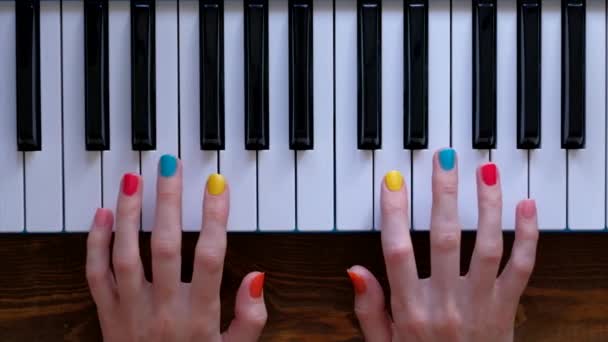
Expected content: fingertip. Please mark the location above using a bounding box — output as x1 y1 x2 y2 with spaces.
207 173 227 196
518 199 537 220
249 272 265 299
93 208 114 229
347 268 367 295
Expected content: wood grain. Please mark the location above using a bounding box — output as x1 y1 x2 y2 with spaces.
0 233 606 341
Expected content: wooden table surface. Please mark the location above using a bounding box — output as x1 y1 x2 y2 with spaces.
0 232 606 342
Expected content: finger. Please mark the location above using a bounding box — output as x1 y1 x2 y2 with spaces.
151 155 183 304
430 148 461 289
191 174 229 317
222 272 267 342
380 170 419 304
468 163 503 293
112 173 145 302
497 199 539 304
347 266 392 342
86 208 117 311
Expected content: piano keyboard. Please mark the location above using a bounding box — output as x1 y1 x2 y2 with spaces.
0 0 606 233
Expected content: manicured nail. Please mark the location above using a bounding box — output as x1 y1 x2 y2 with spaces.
384 170 404 192
93 208 111 227
438 148 456 171
207 173 226 195
481 163 497 186
249 272 265 298
521 199 537 219
347 270 366 295
159 154 178 177
122 173 139 196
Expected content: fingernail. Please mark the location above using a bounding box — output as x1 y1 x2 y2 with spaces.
122 173 139 196
159 154 178 177
438 148 456 171
249 272 265 298
207 173 226 195
521 199 537 219
347 270 366 294
384 170 404 192
93 208 110 227
481 163 497 186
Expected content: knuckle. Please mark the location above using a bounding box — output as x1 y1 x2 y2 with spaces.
438 180 458 196
476 240 503 264
238 306 268 329
480 192 502 211
204 200 228 223
394 307 427 337
195 247 225 275
435 309 463 337
511 255 535 279
517 225 539 243
86 268 106 286
113 254 140 274
151 237 181 260
117 199 140 220
152 310 177 338
431 231 460 252
157 190 181 208
381 196 407 216
384 244 414 266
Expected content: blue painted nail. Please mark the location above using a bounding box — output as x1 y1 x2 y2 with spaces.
438 148 455 171
159 154 178 177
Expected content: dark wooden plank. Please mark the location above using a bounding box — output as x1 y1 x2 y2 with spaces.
0 233 606 341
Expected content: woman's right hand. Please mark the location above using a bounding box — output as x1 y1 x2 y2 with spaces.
348 148 539 342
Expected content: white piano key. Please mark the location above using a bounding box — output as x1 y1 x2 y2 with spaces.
568 1 605 230
0 1 24 232
451 0 489 230
375 0 410 231
492 0 526 231
530 1 566 231
103 1 139 223
258 0 295 232
297 0 334 232
25 1 63 232
141 0 179 232
222 0 257 232
179 0 218 232
335 0 373 231
412 0 450 231
62 0 102 232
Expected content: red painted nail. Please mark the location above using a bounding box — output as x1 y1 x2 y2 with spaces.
521 199 537 219
481 163 497 186
347 270 366 295
122 173 139 196
249 272 265 298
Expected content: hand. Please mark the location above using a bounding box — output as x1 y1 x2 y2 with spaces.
86 155 267 342
348 148 539 342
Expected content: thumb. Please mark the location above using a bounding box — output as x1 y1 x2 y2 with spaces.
348 266 392 342
222 272 268 342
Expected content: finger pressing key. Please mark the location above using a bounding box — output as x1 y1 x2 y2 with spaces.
469 163 503 294
151 154 183 304
191 174 230 320
112 173 145 306
430 148 461 290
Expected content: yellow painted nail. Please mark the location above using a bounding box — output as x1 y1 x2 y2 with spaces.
385 170 404 191
207 173 226 195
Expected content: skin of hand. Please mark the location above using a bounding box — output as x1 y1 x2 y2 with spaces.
86 155 267 342
348 148 539 342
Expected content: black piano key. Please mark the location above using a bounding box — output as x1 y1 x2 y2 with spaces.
84 0 110 151
244 0 269 150
561 0 585 149
517 0 541 149
403 0 428 150
130 0 156 151
289 0 313 150
472 0 497 149
200 0 225 150
357 0 381 150
15 0 41 151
